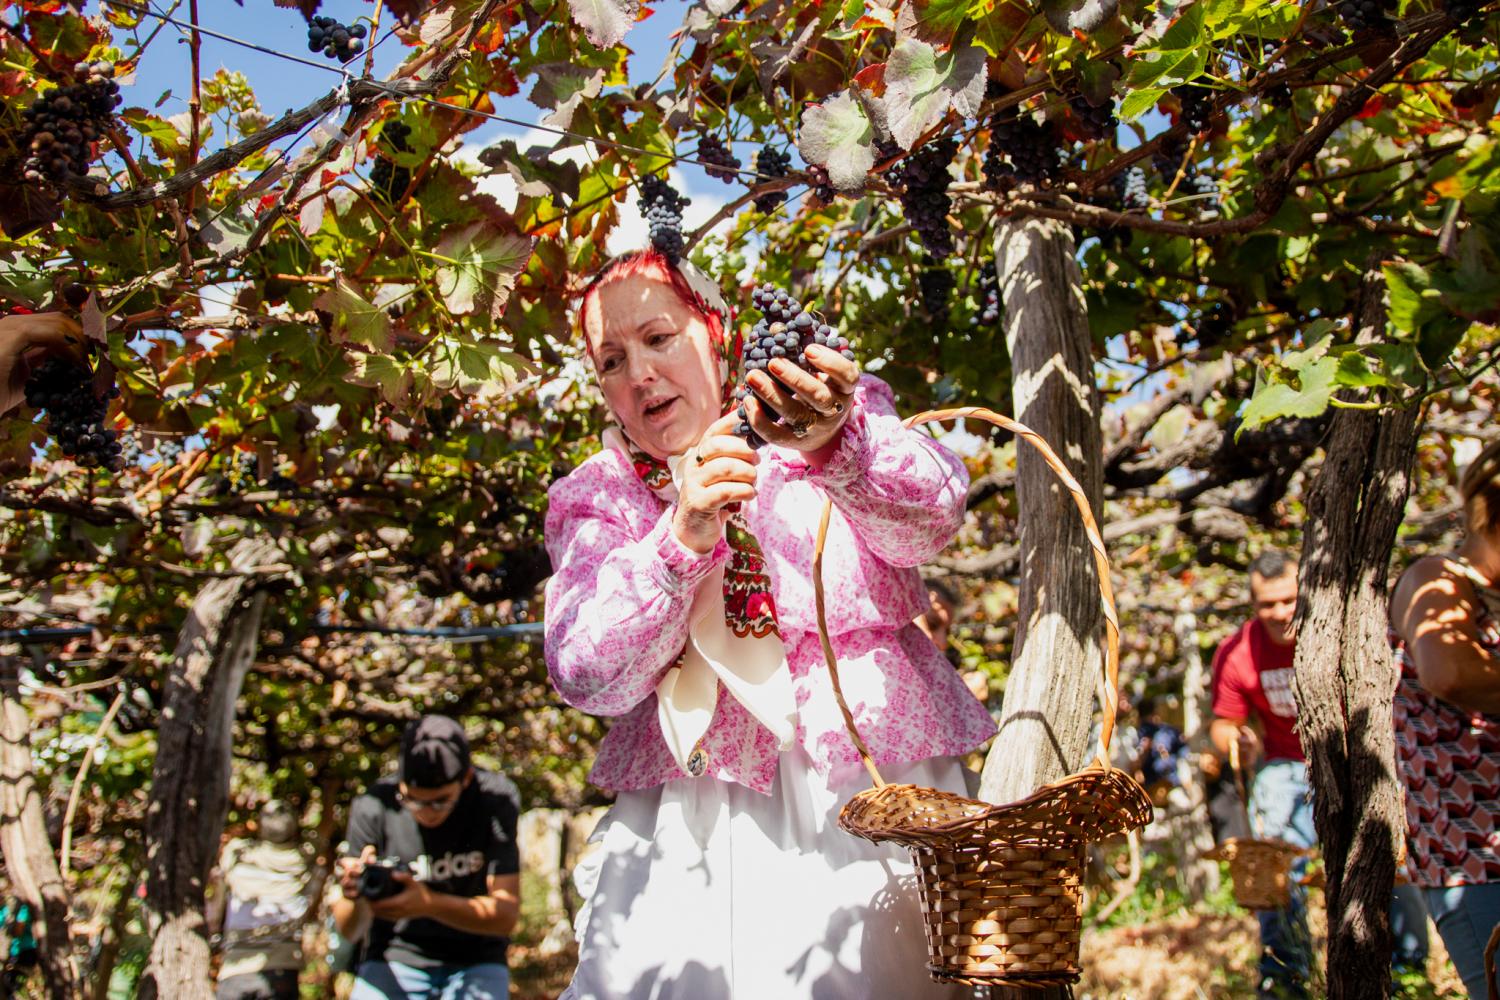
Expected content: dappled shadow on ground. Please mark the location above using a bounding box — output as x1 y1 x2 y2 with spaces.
1076 901 1465 1000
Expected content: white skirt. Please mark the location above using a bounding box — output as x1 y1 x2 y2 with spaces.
562 748 976 1000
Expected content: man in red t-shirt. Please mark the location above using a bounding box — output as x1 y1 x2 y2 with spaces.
1210 551 1311 998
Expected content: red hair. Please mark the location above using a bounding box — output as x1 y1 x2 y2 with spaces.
577 249 727 361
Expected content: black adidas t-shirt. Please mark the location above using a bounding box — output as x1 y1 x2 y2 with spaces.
345 768 521 969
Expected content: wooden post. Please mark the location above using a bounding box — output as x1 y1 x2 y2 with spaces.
978 216 1103 1000
1292 264 1421 999
0 656 83 997
1173 609 1221 901
137 536 279 999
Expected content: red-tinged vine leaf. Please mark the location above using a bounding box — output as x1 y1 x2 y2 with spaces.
271 0 320 18
1039 0 1119 35
896 0 969 48
853 62 888 97
883 35 987 149
81 293 106 345
0 180 61 239
433 223 535 323
314 280 394 352
528 64 606 132
568 0 640 50
799 90 876 193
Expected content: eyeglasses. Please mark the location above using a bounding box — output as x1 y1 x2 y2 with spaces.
395 788 461 814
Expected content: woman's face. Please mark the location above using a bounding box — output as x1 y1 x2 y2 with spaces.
584 274 723 461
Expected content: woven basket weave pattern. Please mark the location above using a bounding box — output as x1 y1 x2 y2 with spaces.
812 406 1156 988
1206 837 1305 910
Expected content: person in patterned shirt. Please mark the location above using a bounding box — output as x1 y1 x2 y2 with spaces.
545 249 994 998
1389 438 1500 999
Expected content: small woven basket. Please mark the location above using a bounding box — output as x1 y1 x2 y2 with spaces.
1204 837 1307 910
813 407 1154 989
1206 742 1314 911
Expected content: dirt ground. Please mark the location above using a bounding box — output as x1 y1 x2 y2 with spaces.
1077 903 1467 1000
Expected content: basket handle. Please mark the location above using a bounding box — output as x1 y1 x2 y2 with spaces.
811 406 1123 790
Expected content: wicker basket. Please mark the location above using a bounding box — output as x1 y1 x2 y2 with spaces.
1205 740 1316 911
812 407 1154 989
1204 837 1308 910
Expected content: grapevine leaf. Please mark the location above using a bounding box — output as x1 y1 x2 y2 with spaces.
1384 261 1447 336
883 36 987 149
528 64 605 132
433 224 535 322
896 0 970 46
429 338 532 397
350 354 413 405
1238 356 1338 434
1075 61 1122 107
0 182 61 240
314 280 394 353
567 0 640 49
972 0 1038 57
1039 0 1119 35
1118 87 1165 121
799 91 876 192
1333 350 1396 390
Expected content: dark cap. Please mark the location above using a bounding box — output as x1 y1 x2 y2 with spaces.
399 715 471 788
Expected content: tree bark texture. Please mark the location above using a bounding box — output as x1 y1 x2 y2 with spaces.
1292 266 1422 1000
0 656 83 998
1173 609 1221 902
138 536 278 1000
978 218 1103 1000
979 216 1105 805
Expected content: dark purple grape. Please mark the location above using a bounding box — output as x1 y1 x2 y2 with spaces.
888 137 957 256
639 174 690 264
737 282 855 447
23 356 122 471
697 135 741 183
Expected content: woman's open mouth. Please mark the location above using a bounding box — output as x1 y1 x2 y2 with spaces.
642 396 679 425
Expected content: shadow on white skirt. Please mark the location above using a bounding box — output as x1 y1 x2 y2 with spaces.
561 747 977 1000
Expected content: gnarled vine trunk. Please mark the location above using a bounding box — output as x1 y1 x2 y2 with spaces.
1292 265 1421 999
0 655 83 998
979 217 1103 1000
138 537 278 999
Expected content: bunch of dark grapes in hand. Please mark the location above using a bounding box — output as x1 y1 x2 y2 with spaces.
23 357 122 470
370 121 413 204
697 135 741 183
1337 0 1393 33
639 174 690 264
308 16 366 60
889 137 957 257
752 147 791 213
1114 166 1149 210
1173 82 1215 133
972 260 1001 327
734 283 853 447
917 260 955 327
1069 95 1119 140
21 62 122 186
985 109 1063 188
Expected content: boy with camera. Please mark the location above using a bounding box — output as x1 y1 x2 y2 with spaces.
333 715 522 999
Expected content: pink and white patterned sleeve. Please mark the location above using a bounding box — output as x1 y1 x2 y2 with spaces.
791 374 969 568
543 467 729 716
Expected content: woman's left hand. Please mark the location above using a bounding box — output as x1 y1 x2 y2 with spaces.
744 343 859 453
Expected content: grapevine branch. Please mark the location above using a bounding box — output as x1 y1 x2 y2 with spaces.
959 20 1451 239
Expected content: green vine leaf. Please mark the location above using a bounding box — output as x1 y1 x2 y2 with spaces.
799 90 877 193
566 0 640 50
433 224 536 323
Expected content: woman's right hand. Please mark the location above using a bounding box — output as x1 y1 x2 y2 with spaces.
673 412 759 554
0 312 84 417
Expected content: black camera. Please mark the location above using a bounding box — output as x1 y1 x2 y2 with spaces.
357 859 412 902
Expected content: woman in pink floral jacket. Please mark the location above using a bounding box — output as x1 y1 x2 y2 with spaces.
545 250 994 999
